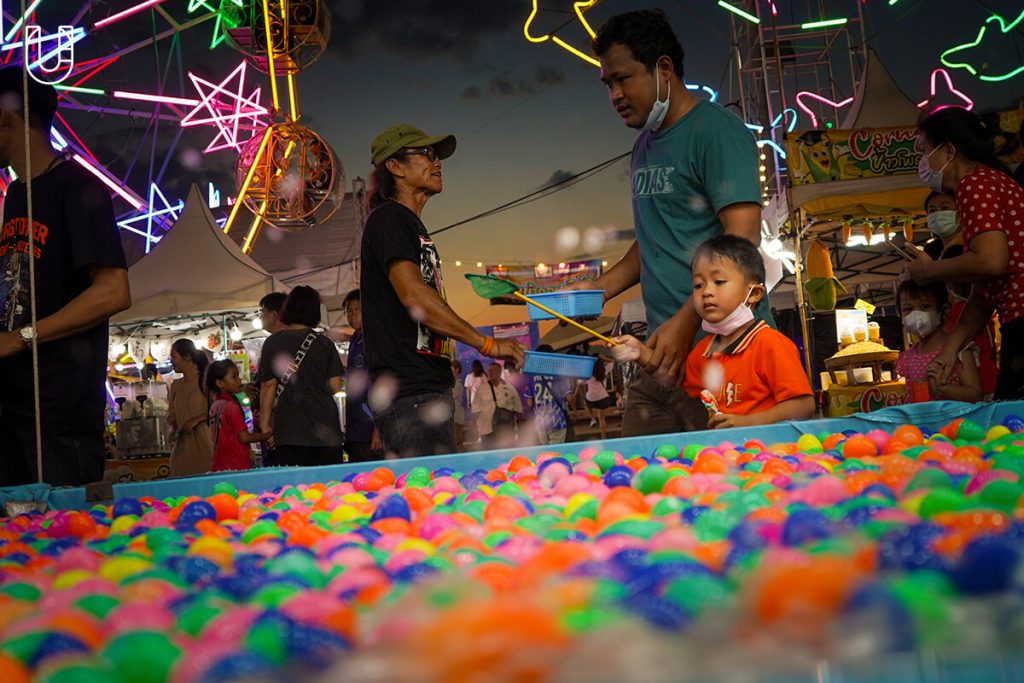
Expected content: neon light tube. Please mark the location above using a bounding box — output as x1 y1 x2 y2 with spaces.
756 139 787 159
286 73 299 121
72 154 144 209
241 202 266 253
801 18 848 30
94 0 167 29
717 1 760 25
795 91 853 128
262 0 280 110
113 90 200 107
223 126 273 234
5 0 46 42
915 68 974 112
55 85 105 95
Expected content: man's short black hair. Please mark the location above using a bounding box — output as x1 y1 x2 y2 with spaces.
692 234 765 284
342 288 360 308
0 67 58 133
280 285 321 327
924 191 953 212
259 291 287 313
592 9 685 79
897 279 949 310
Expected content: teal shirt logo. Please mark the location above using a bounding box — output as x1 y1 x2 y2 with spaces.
633 165 677 196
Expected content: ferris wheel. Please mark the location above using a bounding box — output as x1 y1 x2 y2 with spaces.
3 0 341 260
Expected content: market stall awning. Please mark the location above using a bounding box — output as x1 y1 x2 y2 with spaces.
790 175 929 221
112 184 286 325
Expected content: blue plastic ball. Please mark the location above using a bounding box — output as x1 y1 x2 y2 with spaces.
370 495 411 523
112 497 143 518
177 501 217 528
602 465 634 488
782 509 831 546
951 536 1020 595
1002 415 1024 433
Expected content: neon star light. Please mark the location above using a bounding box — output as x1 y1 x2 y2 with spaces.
941 9 1024 82
756 139 787 159
772 108 798 132
187 0 243 49
180 61 268 153
916 68 974 112
116 184 184 253
524 0 600 68
795 91 854 129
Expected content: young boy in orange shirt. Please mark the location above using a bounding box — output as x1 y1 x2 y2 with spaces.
613 234 814 429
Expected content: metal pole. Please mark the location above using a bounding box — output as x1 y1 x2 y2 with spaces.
791 205 816 389
20 0 43 481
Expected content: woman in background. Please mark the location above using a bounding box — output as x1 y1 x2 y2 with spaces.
167 339 213 476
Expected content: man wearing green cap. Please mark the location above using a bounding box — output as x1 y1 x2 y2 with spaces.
361 124 525 458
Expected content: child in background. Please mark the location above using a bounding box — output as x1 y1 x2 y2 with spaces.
613 234 814 429
895 280 982 403
206 360 272 472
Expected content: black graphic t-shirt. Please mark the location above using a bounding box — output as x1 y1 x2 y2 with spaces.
0 160 126 435
360 201 453 399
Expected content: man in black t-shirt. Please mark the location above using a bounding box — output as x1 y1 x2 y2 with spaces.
0 70 131 487
361 124 524 458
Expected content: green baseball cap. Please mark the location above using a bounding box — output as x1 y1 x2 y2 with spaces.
370 124 456 166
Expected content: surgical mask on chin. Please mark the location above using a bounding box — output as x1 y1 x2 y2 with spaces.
702 287 757 336
927 210 959 237
641 75 671 133
903 309 940 338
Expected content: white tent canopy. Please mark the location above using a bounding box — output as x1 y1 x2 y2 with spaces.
112 184 286 325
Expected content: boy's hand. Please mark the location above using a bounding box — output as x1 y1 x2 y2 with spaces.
708 412 751 430
610 335 645 363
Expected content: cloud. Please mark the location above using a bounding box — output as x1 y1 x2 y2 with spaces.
325 0 525 63
460 64 566 100
541 169 575 188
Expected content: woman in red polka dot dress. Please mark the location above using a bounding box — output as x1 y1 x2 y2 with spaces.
908 107 1024 400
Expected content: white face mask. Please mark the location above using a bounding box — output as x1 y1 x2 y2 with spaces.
642 71 671 133
702 286 757 336
918 147 952 192
927 210 959 237
903 309 941 338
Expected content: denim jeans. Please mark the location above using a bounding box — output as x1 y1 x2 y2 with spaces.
0 416 105 487
374 392 456 458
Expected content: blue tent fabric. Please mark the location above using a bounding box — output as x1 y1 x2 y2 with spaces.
35 400 1022 510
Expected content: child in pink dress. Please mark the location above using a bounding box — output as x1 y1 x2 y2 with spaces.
894 280 982 404
206 360 272 472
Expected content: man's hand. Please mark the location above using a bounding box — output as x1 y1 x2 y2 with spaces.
486 338 526 366
708 411 751 430
643 312 695 384
907 247 935 283
0 331 26 358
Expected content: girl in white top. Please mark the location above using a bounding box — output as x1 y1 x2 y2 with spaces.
581 360 614 439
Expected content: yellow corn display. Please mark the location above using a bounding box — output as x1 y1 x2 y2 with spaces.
804 239 846 311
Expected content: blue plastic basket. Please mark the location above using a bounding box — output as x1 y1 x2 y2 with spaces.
525 290 604 321
521 350 597 379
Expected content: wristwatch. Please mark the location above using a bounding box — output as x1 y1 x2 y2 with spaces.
18 326 35 348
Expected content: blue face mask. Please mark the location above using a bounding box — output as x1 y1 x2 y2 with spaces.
642 73 671 133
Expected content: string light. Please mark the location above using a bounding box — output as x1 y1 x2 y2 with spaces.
455 260 462 266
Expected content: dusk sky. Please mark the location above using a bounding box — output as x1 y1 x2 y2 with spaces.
30 0 1024 324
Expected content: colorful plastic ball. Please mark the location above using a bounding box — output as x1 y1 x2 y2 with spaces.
177 501 217 529
112 498 143 518
602 466 634 488
951 537 1020 595
370 495 411 523
781 509 831 546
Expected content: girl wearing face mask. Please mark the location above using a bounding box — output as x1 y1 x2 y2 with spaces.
908 107 1024 399
894 280 982 404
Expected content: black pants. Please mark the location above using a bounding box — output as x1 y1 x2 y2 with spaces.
374 392 456 458
996 316 1024 400
0 416 104 487
265 444 342 468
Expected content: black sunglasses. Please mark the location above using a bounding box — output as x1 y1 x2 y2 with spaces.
399 146 438 162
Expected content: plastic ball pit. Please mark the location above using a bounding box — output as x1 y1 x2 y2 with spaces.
1 401 1023 683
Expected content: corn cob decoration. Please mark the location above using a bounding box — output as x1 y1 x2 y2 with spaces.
804 238 846 311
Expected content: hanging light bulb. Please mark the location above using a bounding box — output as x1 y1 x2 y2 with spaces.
252 316 263 330
230 325 242 341
455 260 462 267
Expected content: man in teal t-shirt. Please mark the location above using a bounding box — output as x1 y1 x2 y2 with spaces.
583 9 768 435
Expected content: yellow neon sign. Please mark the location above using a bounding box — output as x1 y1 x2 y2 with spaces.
523 0 600 68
